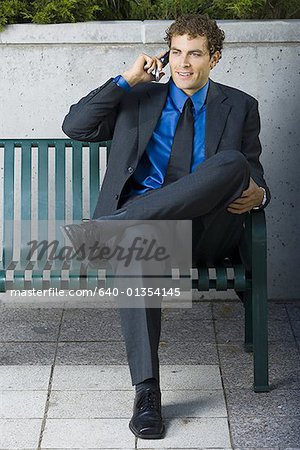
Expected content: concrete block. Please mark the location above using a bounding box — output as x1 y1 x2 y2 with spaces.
51 365 132 390
41 418 135 448
160 365 222 390
0 22 143 44
136 417 231 448
0 365 51 390
1 390 47 418
0 418 42 448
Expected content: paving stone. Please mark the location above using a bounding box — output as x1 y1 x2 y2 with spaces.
218 341 300 367
221 362 300 391
162 390 227 418
0 306 62 341
268 341 300 366
48 390 226 425
0 365 51 390
59 308 123 341
1 301 297 450
218 342 253 366
267 364 300 391
215 320 294 343
234 447 280 450
225 388 300 417
161 318 215 342
55 341 128 364
47 390 133 418
47 389 227 419
229 415 300 448
51 365 132 390
213 301 245 320
0 418 42 448
41 418 135 447
1 390 47 418
162 301 213 320
0 342 56 364
160 365 222 390
291 321 300 338
266 303 290 321
51 364 223 391
220 362 253 390
159 340 219 364
136 418 231 448
213 302 289 321
0 291 68 309
286 304 300 321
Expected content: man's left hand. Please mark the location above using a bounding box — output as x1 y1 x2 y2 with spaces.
227 177 264 214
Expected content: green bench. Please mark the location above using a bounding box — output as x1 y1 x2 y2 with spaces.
0 139 269 392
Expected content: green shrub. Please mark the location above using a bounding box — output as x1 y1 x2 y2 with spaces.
0 0 299 31
128 0 210 20
0 0 30 30
31 0 101 24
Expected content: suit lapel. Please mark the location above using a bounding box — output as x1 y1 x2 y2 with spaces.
137 82 169 160
137 78 231 161
205 79 231 158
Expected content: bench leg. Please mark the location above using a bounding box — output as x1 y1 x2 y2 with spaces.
244 289 253 352
246 210 270 393
252 274 269 392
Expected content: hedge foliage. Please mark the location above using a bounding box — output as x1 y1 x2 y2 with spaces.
0 0 299 31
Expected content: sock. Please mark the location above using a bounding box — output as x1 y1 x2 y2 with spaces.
135 377 159 394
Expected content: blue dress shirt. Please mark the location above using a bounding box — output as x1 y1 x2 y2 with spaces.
113 75 209 199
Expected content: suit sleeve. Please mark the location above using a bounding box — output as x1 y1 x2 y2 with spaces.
62 78 127 142
241 99 271 208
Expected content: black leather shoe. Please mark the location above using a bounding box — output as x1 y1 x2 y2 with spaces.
129 388 165 439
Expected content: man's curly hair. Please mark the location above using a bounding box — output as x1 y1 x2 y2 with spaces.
164 14 225 60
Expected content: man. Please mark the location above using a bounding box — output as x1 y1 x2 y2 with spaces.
62 14 270 439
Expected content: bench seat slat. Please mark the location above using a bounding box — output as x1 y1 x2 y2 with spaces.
215 264 228 291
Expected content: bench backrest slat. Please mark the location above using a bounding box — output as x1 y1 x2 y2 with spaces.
3 142 15 265
0 139 109 266
55 142 66 221
20 142 32 263
72 142 83 221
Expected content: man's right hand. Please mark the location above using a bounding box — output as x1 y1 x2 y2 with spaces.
121 52 166 87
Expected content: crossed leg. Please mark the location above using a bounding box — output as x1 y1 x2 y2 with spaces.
92 150 251 386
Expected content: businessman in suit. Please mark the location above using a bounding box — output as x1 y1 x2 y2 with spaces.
62 14 270 439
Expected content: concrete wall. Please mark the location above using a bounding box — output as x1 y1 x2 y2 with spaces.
0 20 299 300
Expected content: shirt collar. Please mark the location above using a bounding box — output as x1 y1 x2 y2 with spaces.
169 77 210 113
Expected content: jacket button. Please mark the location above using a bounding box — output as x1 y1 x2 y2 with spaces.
115 194 119 200
127 166 134 173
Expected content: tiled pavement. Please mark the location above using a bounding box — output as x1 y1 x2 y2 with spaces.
0 296 299 449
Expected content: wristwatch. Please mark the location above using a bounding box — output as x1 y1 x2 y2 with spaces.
253 187 267 210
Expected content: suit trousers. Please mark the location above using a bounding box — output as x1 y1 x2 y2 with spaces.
97 150 250 386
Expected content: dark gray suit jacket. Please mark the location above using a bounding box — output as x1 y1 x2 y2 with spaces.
62 77 271 218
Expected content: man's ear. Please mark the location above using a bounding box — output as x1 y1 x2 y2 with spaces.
210 51 221 69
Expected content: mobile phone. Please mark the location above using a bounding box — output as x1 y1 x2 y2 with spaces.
153 51 169 82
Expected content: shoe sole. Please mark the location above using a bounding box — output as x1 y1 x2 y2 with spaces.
129 420 165 439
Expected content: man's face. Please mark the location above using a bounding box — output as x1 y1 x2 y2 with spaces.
169 34 220 96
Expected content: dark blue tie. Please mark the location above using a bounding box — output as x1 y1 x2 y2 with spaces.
163 97 194 186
